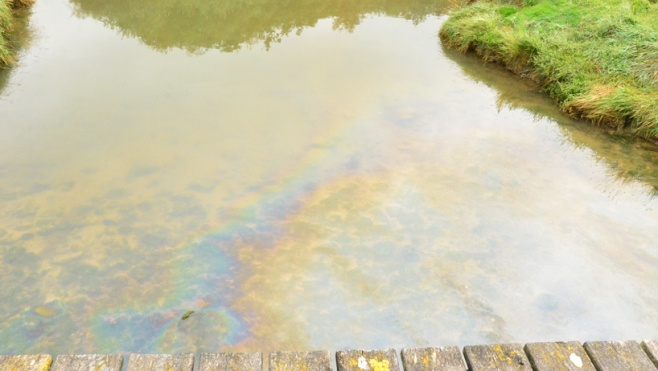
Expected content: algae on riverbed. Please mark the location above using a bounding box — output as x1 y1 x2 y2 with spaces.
440 0 658 140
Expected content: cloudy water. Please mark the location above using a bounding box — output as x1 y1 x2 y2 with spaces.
1 0 658 356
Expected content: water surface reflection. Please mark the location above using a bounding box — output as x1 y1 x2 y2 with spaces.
444 47 658 195
71 0 451 52
0 0 657 357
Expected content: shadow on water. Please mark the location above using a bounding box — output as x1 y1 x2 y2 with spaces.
69 0 455 52
442 46 658 198
0 68 10 98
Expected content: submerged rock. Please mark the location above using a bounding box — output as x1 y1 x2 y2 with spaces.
33 301 62 318
181 310 194 320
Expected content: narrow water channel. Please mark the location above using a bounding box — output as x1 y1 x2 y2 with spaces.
1 0 658 356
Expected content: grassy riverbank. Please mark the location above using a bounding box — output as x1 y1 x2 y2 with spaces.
440 0 658 140
0 0 31 67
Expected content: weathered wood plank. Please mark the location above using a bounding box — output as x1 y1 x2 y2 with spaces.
525 342 596 371
400 347 465 371
463 344 531 371
583 341 657 371
199 353 262 371
641 341 658 369
269 351 331 371
0 355 52 371
336 349 400 371
126 354 194 371
52 355 123 371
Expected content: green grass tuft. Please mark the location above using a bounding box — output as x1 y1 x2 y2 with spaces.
440 0 658 140
0 0 33 68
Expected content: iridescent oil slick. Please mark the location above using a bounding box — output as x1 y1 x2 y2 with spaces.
0 0 657 356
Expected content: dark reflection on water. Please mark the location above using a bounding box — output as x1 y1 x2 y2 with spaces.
70 0 452 52
443 47 658 196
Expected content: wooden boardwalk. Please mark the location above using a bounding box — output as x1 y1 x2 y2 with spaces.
3 341 658 371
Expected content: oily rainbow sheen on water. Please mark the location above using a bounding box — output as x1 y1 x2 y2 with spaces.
88 136 372 353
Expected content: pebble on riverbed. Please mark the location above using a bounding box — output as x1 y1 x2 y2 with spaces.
181 310 194 320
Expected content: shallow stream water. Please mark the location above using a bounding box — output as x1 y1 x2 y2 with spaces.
1 0 658 356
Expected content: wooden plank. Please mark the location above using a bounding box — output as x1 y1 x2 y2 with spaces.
199 353 262 371
400 347 465 371
52 355 123 371
0 355 52 371
524 342 596 371
583 341 657 371
269 351 331 371
126 354 194 371
641 341 658 369
463 344 531 371
336 349 400 371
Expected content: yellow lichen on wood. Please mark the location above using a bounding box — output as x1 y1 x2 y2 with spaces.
525 342 596 371
38 359 52 371
337 350 399 371
492 344 522 366
0 355 53 371
422 355 430 371
367 358 390 371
